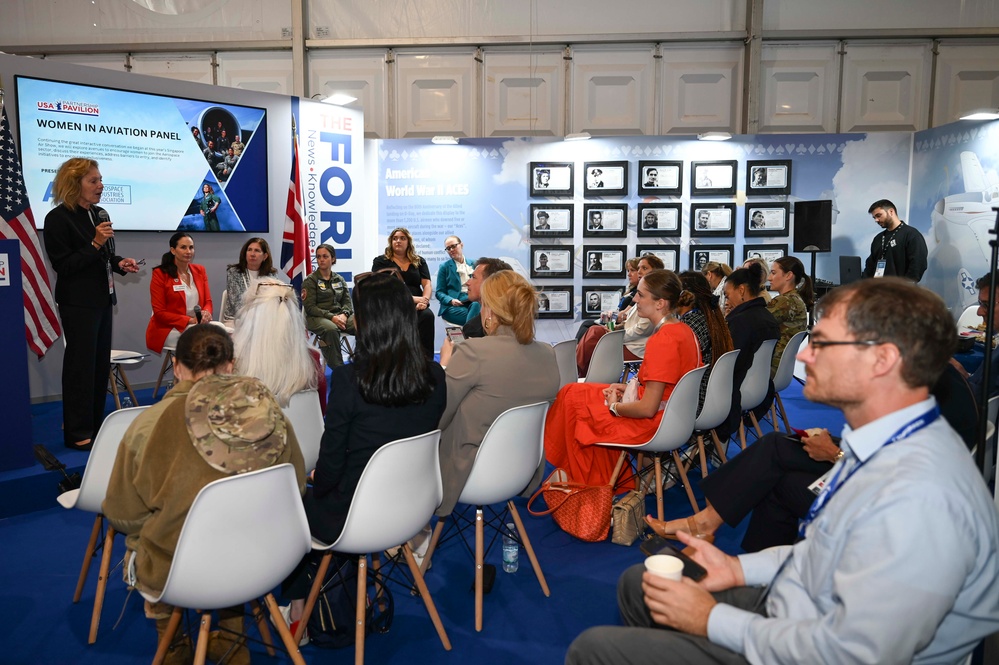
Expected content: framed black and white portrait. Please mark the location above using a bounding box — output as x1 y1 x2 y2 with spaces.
530 245 573 279
744 202 790 238
636 244 679 272
582 286 625 320
530 161 574 197
583 161 628 198
529 204 574 238
582 245 626 279
582 204 628 238
691 160 737 197
690 245 735 272
746 160 792 196
637 203 681 238
637 160 682 197
690 203 736 237
535 285 573 319
743 244 788 266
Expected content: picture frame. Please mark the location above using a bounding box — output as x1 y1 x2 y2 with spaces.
690 244 735 272
535 284 574 319
636 203 682 238
690 160 737 196
582 245 627 279
637 160 683 197
530 245 574 279
743 244 789 265
744 202 791 238
529 203 574 238
582 203 628 238
583 161 629 198
746 160 792 196
582 286 625 320
690 203 736 237
636 244 679 272
530 161 574 197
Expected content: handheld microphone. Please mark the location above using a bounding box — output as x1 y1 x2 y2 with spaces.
97 209 115 255
194 305 203 324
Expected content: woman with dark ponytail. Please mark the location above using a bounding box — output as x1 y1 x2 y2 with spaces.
767 256 812 376
677 271 734 411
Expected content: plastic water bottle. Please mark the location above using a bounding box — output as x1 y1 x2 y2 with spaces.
502 523 519 573
121 395 133 408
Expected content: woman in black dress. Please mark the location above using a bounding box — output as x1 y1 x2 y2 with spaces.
371 227 435 355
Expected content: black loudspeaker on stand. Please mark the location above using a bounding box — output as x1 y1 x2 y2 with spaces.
793 200 833 322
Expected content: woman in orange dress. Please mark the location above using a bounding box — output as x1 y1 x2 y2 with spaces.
545 269 703 488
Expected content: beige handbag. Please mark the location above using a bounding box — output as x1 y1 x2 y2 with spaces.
610 490 646 546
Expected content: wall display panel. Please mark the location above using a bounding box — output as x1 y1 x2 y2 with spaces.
531 245 574 279
570 47 655 135
583 245 626 278
659 45 743 135
128 54 214 85
746 160 791 196
530 161 574 197
691 160 737 196
744 244 789 265
637 160 682 197
690 203 736 237
530 204 574 238
690 244 734 272
637 203 681 238
758 43 840 134
582 286 625 320
310 51 388 139
217 51 294 96
583 204 628 238
395 51 474 138
41 54 128 72
932 44 999 126
16 75 269 233
536 285 574 319
583 161 628 197
745 202 791 238
840 43 932 132
483 50 564 137
636 244 679 272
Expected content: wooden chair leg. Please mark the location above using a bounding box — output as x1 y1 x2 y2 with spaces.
422 519 446 574
749 411 763 438
776 393 791 432
153 352 172 400
295 551 332 645
711 430 728 464
696 434 709 479
402 544 452 650
264 594 306 665
738 420 747 451
119 365 139 406
653 456 664 522
88 526 115 644
249 599 276 657
108 368 122 410
508 502 550 596
355 555 368 665
672 450 700 514
193 612 212 665
608 451 628 490
74 515 102 603
770 402 779 432
152 607 183 665
474 508 484 632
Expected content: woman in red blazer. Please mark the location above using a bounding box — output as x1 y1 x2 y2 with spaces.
146 232 213 353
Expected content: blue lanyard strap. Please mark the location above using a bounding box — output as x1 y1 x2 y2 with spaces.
799 405 940 537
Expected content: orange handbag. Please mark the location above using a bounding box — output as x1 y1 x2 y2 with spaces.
528 468 613 542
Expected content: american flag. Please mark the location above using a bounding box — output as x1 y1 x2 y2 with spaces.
280 118 311 293
0 105 61 357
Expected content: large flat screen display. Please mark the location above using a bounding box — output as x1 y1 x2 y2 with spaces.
15 75 268 232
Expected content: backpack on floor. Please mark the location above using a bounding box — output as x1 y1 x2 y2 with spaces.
306 553 394 649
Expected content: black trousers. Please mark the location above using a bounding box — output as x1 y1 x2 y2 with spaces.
416 307 435 358
59 303 113 445
700 432 831 552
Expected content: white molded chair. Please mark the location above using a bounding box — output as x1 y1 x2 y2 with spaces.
423 401 552 632
584 329 625 384
595 365 708 519
552 339 578 387
108 350 146 409
958 304 983 330
59 405 149 644
770 330 810 433
736 338 779 450
144 464 310 665
691 349 740 473
298 431 451 664
283 390 324 472
219 289 229 322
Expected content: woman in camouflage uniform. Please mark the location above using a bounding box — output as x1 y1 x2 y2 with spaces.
766 256 813 376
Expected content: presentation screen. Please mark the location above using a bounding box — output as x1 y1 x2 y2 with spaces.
15 75 268 233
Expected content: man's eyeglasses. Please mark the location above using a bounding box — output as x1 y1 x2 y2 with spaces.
978 300 990 309
809 339 882 351
444 243 460 251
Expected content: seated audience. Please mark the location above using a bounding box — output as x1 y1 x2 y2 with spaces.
146 232 213 354
222 237 279 323
566 278 999 665
461 257 512 338
303 244 356 367
701 261 732 312
742 256 773 304
574 258 641 344
545 270 702 488
766 256 812 376
371 227 435 356
676 271 734 411
957 272 999 398
103 325 306 664
435 235 475 325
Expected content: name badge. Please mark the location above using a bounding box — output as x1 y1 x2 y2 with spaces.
173 284 185 292
808 467 835 496
106 262 114 295
874 260 886 278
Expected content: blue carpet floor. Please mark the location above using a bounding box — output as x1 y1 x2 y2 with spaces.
0 379 844 664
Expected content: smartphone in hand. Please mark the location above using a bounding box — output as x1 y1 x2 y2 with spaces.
639 535 708 581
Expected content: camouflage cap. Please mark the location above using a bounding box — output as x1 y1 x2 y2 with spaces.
185 374 287 474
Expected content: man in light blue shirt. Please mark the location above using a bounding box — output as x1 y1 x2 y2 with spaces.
567 277 999 665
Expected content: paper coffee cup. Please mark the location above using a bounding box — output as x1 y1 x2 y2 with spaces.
645 554 684 581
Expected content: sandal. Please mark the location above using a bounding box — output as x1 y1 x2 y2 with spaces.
648 515 715 545
64 439 93 452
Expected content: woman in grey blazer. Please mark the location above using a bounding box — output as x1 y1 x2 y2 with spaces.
435 270 560 516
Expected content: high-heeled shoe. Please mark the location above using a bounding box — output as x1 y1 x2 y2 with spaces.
649 516 715 545
64 439 93 452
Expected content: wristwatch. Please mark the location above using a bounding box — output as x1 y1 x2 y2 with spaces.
834 450 845 462
609 402 620 417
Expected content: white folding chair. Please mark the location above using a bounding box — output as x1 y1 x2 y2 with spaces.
58 406 149 644
594 365 708 519
584 329 625 384
283 390 324 472
298 431 451 664
145 464 310 665
958 304 983 330
552 339 578 386
770 330 810 433
108 350 146 409
423 402 552 632
736 338 779 451
691 349 740 473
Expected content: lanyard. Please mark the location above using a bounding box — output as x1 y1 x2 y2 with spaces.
879 223 902 260
798 405 939 538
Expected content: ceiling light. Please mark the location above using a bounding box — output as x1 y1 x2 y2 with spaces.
322 93 357 106
432 135 459 145
697 132 732 141
960 108 999 120
564 132 592 141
